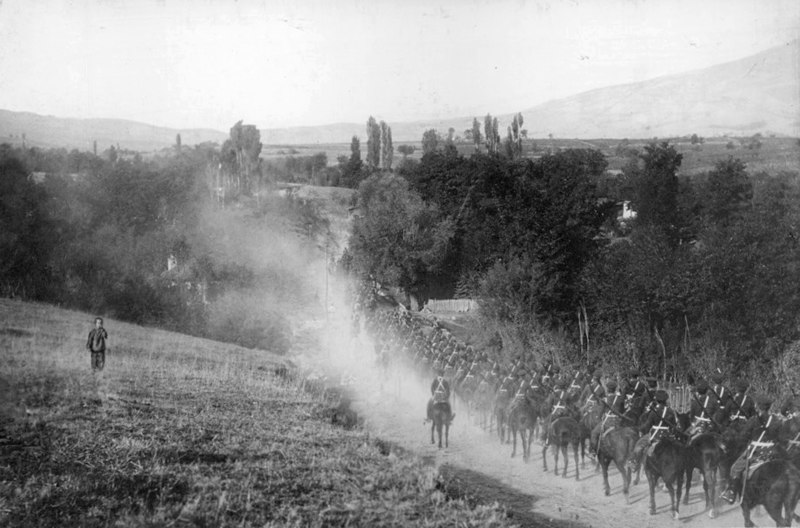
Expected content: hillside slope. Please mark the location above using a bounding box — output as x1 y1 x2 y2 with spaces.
0 298 511 527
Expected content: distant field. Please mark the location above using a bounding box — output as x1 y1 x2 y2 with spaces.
263 136 799 177
0 299 510 527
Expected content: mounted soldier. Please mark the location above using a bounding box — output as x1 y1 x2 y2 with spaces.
709 371 731 410
720 394 785 504
589 380 625 456
579 369 605 412
723 378 755 427
628 389 683 472
622 369 645 414
640 376 658 413
687 379 720 437
427 367 455 425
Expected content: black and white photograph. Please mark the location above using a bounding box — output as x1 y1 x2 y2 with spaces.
1 0 799 526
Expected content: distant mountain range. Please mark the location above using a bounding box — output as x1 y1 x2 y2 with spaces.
1 40 797 151
0 110 228 151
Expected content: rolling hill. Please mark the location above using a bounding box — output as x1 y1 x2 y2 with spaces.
1 40 797 150
0 109 227 151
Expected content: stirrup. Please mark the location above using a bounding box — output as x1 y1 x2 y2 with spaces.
720 488 736 505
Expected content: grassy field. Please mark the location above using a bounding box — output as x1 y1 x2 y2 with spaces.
262 136 799 180
0 298 512 527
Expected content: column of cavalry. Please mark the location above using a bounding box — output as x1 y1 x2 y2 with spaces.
352 297 800 527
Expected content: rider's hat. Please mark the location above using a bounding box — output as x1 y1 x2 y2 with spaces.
695 379 709 393
654 390 668 403
606 380 618 392
555 378 567 389
627 369 640 378
755 394 773 410
592 369 603 380
734 378 749 392
710 372 724 384
645 376 657 388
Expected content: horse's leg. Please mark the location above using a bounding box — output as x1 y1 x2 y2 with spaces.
764 496 784 528
511 421 518 458
615 456 631 501
573 439 580 481
741 502 755 528
601 454 612 496
684 465 693 505
665 480 678 520
437 420 443 449
445 422 449 448
647 471 657 515
521 426 529 462
706 457 718 519
675 470 684 519
542 443 549 472
431 419 435 445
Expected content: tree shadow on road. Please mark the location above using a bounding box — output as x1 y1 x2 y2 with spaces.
439 463 589 528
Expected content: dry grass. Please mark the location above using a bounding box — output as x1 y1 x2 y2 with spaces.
0 298 512 527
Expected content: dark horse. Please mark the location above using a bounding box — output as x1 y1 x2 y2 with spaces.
740 459 800 527
494 378 514 443
542 416 583 480
598 426 638 500
683 432 724 518
509 395 539 461
644 435 685 519
677 412 724 519
430 401 450 449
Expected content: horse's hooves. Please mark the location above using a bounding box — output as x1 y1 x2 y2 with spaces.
708 510 716 519
604 489 610 496
672 511 679 521
649 509 656 516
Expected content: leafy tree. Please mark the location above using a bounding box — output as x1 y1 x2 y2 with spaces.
0 146 53 298
471 118 482 151
380 121 393 170
366 116 381 170
227 121 262 195
340 136 364 188
397 144 415 158
421 129 440 155
348 173 454 306
702 157 752 227
630 141 684 246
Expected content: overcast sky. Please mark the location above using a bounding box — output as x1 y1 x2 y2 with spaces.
0 0 797 131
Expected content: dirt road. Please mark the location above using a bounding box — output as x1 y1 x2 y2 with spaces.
302 311 764 528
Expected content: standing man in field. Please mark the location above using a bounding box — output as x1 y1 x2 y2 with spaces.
86 317 108 372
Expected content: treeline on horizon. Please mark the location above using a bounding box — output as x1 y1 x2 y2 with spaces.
341 119 800 395
0 125 331 354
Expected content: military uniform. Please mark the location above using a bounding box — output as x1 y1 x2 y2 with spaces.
589 380 625 455
628 390 682 471
723 379 756 425
427 373 455 424
688 379 720 436
721 395 784 504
